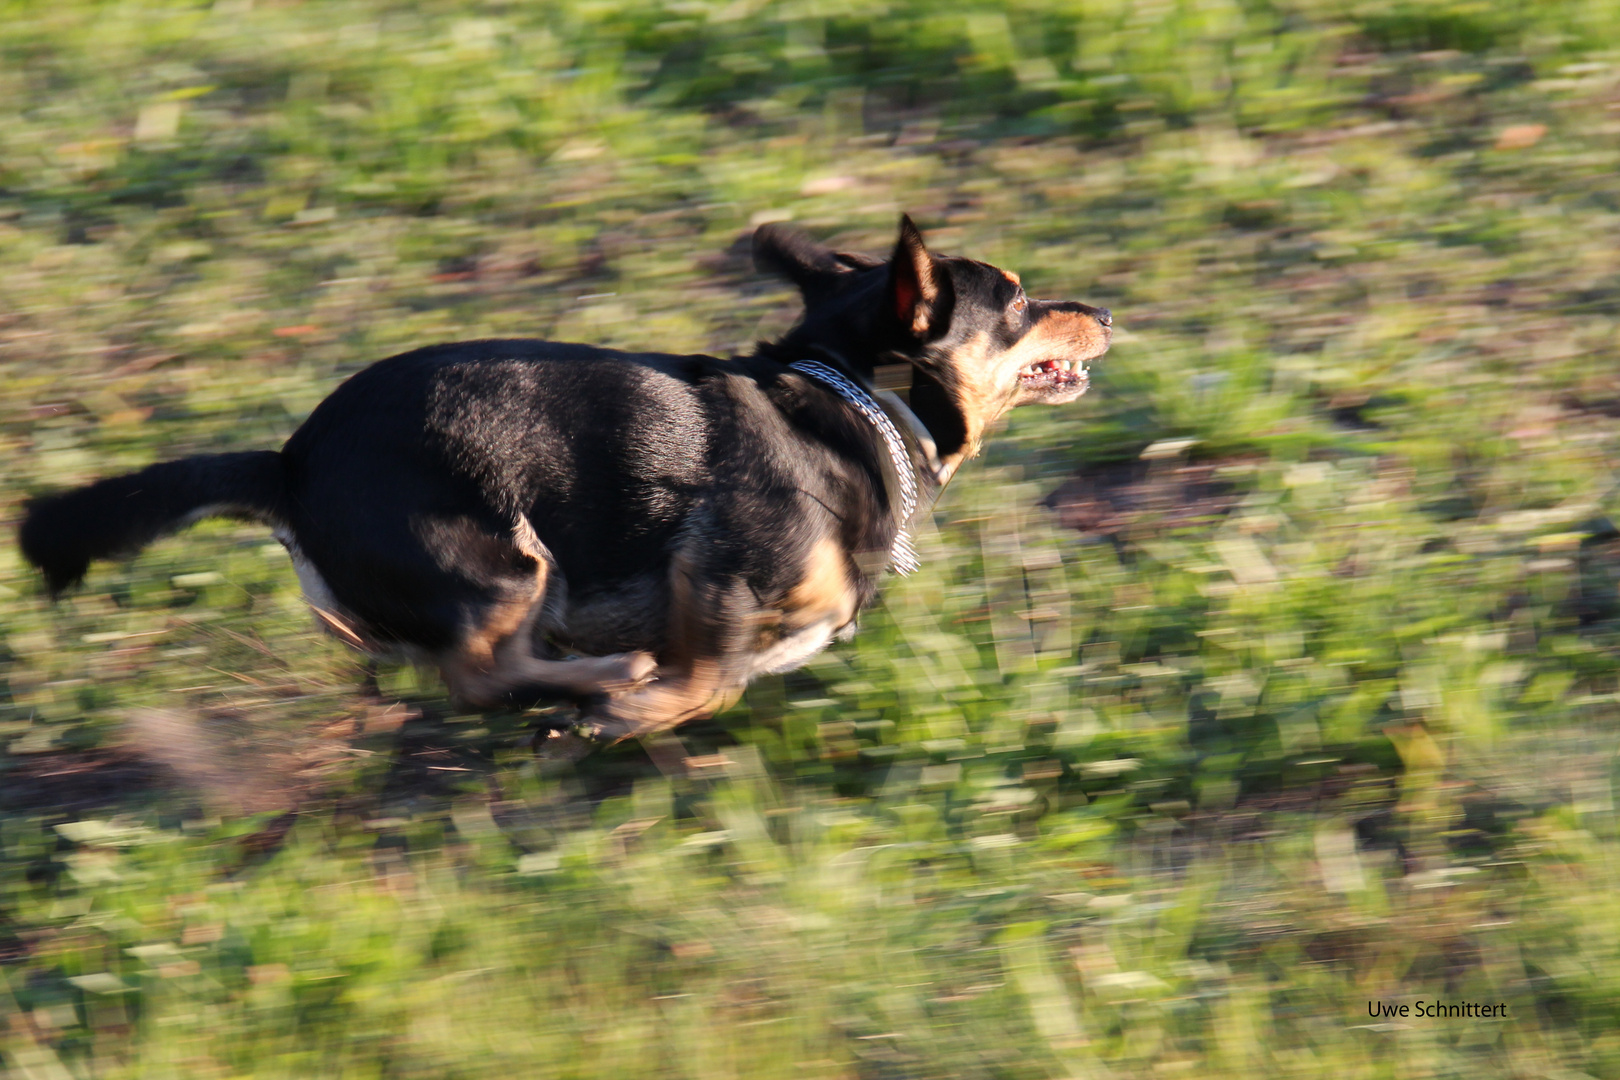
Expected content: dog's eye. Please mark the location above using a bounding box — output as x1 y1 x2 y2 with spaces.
1011 295 1027 314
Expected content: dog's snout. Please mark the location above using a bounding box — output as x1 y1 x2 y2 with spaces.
1094 308 1112 328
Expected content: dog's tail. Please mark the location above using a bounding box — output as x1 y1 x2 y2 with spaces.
19 451 287 596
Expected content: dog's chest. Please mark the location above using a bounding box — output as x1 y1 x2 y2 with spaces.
752 536 862 676
746 612 855 677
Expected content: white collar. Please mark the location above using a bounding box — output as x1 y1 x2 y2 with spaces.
789 357 923 575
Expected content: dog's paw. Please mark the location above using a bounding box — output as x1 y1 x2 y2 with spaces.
593 650 657 694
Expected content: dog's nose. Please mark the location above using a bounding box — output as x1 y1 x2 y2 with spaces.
1095 308 1112 327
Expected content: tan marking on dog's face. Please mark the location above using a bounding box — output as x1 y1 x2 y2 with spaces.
928 305 1110 471
783 536 856 631
931 330 1006 469
1001 269 1021 286
1003 308 1109 407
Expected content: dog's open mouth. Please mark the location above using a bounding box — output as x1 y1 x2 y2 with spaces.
1018 358 1089 391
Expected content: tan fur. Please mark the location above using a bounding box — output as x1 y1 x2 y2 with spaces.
1002 311 1110 406
569 539 850 746
587 659 744 744
932 309 1111 473
461 561 545 672
442 640 655 708
438 522 656 706
310 605 382 652
573 548 751 744
897 226 941 336
784 536 856 631
932 330 1011 473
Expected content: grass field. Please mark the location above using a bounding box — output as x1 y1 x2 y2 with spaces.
4 1 1620 1076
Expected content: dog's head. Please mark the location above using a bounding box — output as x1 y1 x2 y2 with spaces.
755 216 1112 465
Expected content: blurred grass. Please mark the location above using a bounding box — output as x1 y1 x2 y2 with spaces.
5 0 1620 1076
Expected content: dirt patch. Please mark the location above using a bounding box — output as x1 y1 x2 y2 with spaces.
1044 458 1246 540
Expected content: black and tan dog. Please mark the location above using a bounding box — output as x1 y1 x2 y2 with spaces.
19 217 1110 758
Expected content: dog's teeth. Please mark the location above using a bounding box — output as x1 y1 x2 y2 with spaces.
1020 358 1090 380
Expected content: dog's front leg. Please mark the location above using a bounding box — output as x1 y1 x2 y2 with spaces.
535 658 744 767
531 663 743 775
443 642 658 708
586 658 744 742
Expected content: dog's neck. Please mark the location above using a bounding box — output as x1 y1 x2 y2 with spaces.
776 341 972 481
795 346 960 489
894 367 971 476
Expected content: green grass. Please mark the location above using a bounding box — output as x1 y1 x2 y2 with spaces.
5 0 1620 1076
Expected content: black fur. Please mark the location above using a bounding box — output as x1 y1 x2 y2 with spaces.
19 217 1112 743
274 341 901 656
20 452 285 596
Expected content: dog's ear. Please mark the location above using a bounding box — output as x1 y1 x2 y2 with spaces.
888 215 941 338
753 223 852 301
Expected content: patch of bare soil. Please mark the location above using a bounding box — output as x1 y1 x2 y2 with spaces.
1043 457 1245 541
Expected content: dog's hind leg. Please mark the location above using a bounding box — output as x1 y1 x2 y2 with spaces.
538 532 861 765
437 517 656 707
539 546 749 764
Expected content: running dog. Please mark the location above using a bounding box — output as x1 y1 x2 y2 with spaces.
20 217 1111 757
